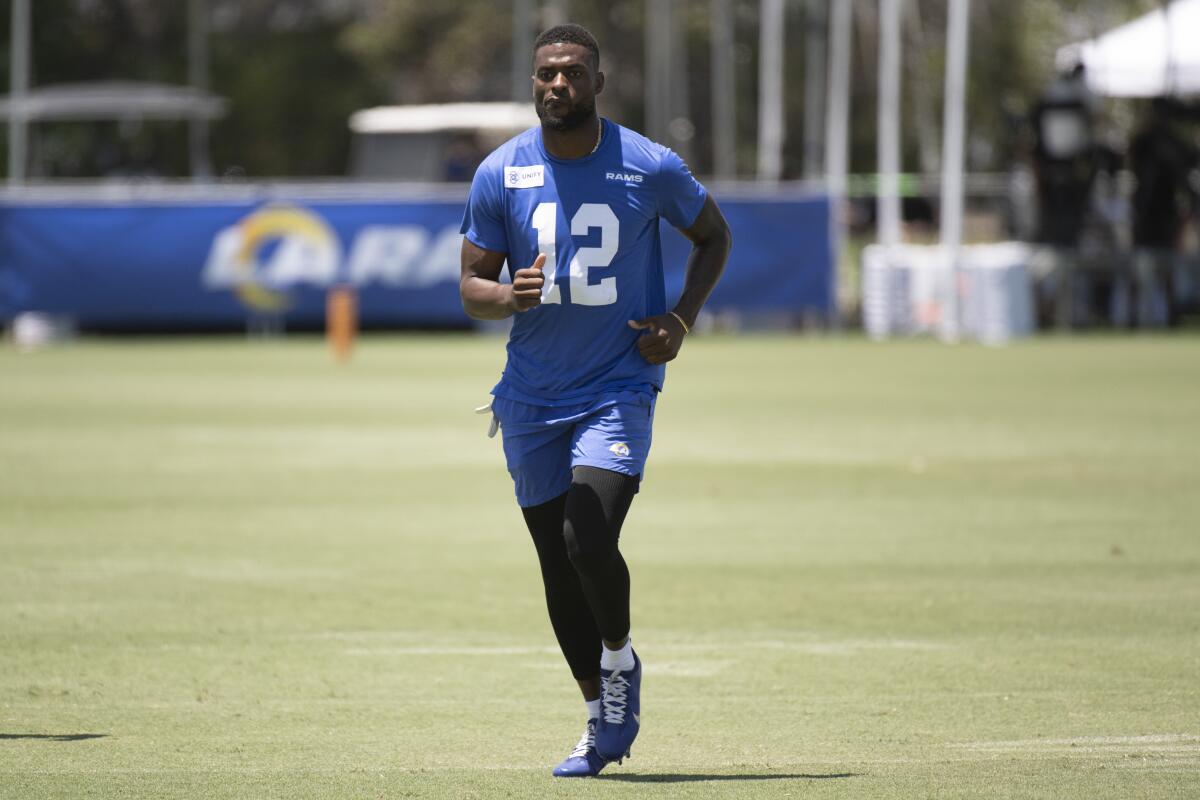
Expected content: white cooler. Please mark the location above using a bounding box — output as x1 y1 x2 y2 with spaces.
862 242 1034 344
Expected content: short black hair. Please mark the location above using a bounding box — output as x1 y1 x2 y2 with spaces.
533 23 600 70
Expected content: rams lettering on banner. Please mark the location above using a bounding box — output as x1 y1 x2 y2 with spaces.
0 196 477 327
0 192 832 328
203 204 463 311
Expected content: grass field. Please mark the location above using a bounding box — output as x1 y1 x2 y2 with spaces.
1 333 1198 799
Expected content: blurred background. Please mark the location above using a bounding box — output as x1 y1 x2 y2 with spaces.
1 0 1198 342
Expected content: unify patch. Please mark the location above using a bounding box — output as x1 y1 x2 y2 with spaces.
505 165 545 188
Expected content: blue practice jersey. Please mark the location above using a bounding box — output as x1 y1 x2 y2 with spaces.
461 118 707 406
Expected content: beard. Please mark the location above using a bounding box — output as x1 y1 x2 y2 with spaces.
536 96 596 132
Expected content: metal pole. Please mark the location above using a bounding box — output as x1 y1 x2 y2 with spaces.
667 0 693 163
188 0 212 181
824 0 852 325
939 0 970 340
711 0 737 179
659 0 672 145
877 0 902 247
645 1 657 140
757 0 785 182
1164 0 1177 96
543 0 568 27
905 0 940 176
803 0 827 181
646 0 670 143
8 0 31 185
513 0 535 101
824 0 851 200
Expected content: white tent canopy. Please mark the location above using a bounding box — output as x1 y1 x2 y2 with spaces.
1056 0 1200 98
349 103 537 135
0 82 227 121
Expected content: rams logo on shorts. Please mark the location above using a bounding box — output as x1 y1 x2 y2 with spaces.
609 442 631 457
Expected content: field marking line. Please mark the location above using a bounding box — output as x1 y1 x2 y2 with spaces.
337 638 948 658
653 638 951 655
948 734 1200 755
344 645 561 656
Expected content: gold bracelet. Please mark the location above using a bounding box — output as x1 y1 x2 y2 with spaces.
668 310 690 334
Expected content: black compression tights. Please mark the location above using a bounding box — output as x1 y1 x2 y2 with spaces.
521 466 639 681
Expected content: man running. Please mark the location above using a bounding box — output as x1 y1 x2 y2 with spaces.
459 23 731 778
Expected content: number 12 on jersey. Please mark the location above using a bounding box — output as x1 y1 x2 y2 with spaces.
530 202 620 306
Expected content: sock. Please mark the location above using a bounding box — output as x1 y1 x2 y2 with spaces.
585 699 601 721
600 638 635 672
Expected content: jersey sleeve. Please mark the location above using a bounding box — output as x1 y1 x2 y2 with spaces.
460 160 509 253
656 148 708 230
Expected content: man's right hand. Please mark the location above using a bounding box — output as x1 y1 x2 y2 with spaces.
508 253 546 312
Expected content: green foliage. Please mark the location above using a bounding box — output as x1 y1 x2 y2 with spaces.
209 22 384 177
0 0 1184 179
0 0 383 178
341 0 509 103
1 0 187 86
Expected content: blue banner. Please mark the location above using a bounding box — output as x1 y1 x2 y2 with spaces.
0 189 831 328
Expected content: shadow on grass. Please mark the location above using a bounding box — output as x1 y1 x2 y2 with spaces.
601 772 860 783
0 734 109 742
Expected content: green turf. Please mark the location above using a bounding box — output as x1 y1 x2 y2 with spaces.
1 333 1198 799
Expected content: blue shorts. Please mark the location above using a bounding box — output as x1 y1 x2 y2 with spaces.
492 390 657 508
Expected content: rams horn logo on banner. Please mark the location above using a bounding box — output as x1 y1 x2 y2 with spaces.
231 205 339 312
203 205 466 309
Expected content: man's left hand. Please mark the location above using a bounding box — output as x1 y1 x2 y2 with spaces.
627 314 688 365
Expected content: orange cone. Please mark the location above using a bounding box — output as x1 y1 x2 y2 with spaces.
327 286 357 363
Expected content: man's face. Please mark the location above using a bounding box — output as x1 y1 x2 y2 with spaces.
532 42 604 132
